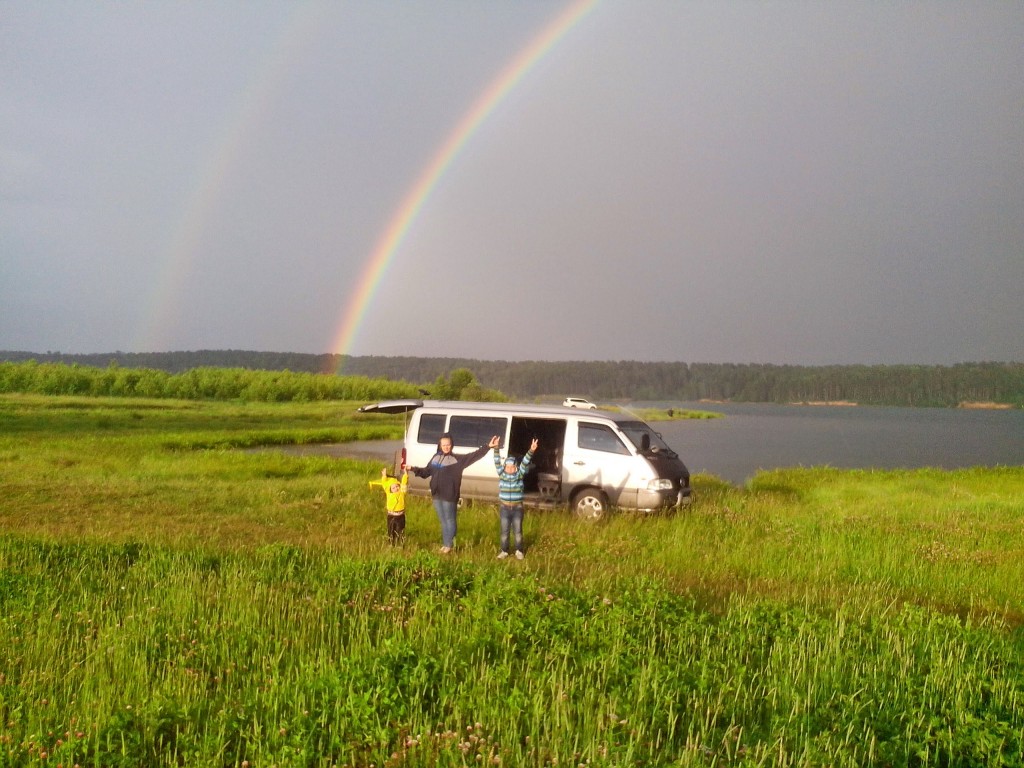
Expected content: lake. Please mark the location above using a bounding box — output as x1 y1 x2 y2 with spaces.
636 402 1024 485
287 403 1022 486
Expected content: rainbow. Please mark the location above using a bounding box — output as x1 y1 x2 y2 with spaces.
330 0 598 367
135 4 326 352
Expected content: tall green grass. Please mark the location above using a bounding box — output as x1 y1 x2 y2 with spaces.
1 394 1022 766
1 545 1021 767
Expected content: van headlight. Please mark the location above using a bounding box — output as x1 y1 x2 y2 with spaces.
646 478 674 491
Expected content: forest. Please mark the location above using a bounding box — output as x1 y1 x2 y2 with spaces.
1 349 1021 407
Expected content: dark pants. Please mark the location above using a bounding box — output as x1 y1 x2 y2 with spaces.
387 512 406 544
499 503 524 553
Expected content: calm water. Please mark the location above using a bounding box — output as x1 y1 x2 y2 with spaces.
284 403 1022 487
637 402 1024 485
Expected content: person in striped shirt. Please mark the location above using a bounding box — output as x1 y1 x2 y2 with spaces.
493 438 538 560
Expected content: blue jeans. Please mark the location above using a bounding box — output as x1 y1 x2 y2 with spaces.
499 503 524 553
433 499 458 548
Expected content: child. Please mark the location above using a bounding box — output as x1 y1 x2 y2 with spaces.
493 438 538 559
369 467 408 544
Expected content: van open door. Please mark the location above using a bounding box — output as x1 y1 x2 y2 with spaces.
357 399 424 414
357 400 424 476
508 416 566 507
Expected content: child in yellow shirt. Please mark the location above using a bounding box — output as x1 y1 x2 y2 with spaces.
369 467 408 544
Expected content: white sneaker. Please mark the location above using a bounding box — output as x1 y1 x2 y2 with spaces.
439 546 452 554
497 551 509 559
515 550 524 560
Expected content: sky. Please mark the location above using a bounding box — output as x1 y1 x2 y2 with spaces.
2 1 1022 366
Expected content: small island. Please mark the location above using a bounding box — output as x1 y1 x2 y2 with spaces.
606 406 723 421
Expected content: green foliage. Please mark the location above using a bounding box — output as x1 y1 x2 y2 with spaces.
0 361 511 405
0 544 1021 767
5 351 1023 407
1 395 1023 766
430 366 507 402
609 406 722 421
0 360 422 403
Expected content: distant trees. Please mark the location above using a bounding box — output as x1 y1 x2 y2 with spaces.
1 352 1021 407
430 368 506 402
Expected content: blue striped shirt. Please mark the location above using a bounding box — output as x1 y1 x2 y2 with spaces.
493 449 533 504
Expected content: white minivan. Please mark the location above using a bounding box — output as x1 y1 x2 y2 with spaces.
357 400 692 518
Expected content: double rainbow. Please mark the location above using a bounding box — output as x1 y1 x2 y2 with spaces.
329 0 598 368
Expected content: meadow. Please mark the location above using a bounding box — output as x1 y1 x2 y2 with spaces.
1 393 1022 767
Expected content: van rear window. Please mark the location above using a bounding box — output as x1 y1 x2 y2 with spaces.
449 415 507 447
416 413 446 445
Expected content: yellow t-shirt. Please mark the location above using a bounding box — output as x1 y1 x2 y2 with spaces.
368 472 408 514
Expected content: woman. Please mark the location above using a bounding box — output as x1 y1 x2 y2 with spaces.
410 432 499 553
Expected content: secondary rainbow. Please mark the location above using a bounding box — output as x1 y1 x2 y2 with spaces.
330 0 598 366
134 4 326 352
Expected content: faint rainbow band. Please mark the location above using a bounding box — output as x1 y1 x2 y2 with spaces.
134 4 326 351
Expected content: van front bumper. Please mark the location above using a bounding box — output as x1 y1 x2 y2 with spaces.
636 487 692 512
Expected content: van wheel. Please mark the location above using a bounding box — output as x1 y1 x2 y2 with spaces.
572 488 609 520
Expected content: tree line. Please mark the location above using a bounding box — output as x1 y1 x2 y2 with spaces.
1 350 1021 407
0 360 506 404
0 360 417 403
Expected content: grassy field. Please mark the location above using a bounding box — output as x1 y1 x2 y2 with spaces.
1 394 1022 767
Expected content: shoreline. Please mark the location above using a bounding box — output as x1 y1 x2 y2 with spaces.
697 398 1018 410
790 400 858 407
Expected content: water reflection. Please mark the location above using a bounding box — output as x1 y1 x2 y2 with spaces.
639 402 1024 485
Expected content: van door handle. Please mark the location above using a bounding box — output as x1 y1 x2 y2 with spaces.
573 461 586 466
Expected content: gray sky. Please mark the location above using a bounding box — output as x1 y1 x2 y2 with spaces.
2 1 1022 365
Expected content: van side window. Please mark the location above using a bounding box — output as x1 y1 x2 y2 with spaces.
449 416 507 447
417 414 447 445
578 423 630 455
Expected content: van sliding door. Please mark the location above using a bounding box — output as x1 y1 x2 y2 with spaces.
562 420 639 508
509 417 566 496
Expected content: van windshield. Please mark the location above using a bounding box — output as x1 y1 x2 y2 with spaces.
617 421 678 458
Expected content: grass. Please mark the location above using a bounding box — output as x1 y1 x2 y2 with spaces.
602 405 722 421
1 394 1022 766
